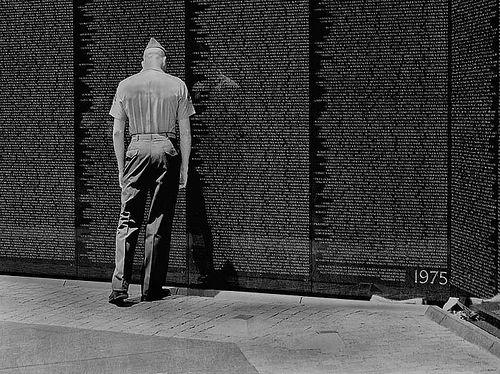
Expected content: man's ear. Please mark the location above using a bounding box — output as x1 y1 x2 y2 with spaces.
162 56 166 70
141 60 144 68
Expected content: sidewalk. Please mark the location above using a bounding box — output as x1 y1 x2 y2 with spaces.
1 275 499 373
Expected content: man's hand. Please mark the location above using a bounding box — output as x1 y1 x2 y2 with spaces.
179 166 188 189
118 172 124 189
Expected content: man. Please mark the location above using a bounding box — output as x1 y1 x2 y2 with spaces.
108 38 195 304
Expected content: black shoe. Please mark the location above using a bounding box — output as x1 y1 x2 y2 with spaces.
109 290 129 305
141 288 171 302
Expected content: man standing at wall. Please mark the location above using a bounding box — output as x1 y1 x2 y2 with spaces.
108 38 195 304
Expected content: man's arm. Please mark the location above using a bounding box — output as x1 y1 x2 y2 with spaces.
178 117 191 189
112 118 126 188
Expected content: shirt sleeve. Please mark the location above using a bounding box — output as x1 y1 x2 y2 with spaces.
109 84 127 121
177 82 196 121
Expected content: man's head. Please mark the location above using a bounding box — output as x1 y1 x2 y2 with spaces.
142 38 167 70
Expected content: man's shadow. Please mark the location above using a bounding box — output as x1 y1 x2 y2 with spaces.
112 300 139 308
185 73 240 290
186 167 238 290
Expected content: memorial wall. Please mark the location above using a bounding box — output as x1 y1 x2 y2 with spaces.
185 0 310 291
450 0 499 296
0 1 75 276
310 0 450 295
0 0 497 297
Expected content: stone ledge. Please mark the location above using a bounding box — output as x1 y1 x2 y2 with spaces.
425 305 500 358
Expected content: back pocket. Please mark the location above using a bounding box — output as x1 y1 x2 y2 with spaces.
163 139 178 157
125 148 139 159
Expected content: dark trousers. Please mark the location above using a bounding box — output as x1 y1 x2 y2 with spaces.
112 134 180 297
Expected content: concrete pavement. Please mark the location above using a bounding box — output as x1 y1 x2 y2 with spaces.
0 275 499 373
0 321 257 374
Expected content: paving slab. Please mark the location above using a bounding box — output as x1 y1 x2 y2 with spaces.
0 321 257 374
